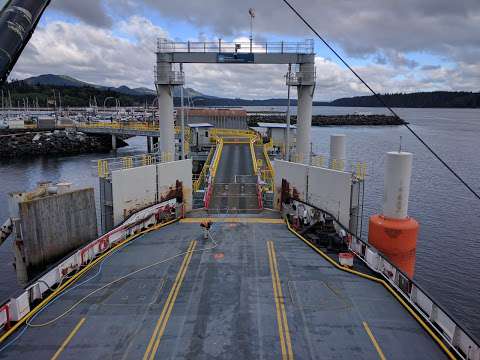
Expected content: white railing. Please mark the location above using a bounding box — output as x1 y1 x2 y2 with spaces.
157 38 315 54
154 68 185 85
0 199 180 336
287 199 480 360
285 69 316 86
285 152 368 180
94 152 174 178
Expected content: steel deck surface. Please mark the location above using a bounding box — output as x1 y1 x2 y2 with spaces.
0 221 446 359
209 143 259 211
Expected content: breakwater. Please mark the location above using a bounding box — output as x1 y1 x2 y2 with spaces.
248 114 407 126
0 130 125 159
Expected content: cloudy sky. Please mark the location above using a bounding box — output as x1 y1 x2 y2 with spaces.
10 0 480 101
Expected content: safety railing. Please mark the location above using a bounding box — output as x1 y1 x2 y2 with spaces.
290 152 367 180
95 152 174 178
193 147 214 191
157 39 314 55
250 139 259 175
262 143 275 192
203 180 214 209
209 139 224 180
257 183 264 209
154 68 185 85
77 122 191 136
210 128 257 139
0 199 181 339
285 68 316 86
286 198 480 360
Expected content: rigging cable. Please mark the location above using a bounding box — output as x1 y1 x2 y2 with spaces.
281 0 480 201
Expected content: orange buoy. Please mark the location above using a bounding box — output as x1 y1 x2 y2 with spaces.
368 151 419 278
368 215 419 278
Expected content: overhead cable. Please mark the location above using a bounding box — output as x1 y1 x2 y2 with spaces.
281 0 480 201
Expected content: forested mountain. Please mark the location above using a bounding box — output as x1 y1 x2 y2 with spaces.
331 92 480 108
2 75 479 108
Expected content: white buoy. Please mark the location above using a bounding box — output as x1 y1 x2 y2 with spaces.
329 134 346 170
383 151 413 219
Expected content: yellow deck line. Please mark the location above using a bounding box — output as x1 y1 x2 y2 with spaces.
268 241 294 360
286 221 456 360
181 218 284 224
268 242 287 359
363 322 387 360
149 241 196 359
0 218 179 346
143 240 197 360
50 317 86 360
270 242 294 359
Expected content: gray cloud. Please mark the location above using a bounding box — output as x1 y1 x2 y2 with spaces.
105 0 480 66
421 64 441 71
50 0 112 28
45 0 480 68
11 0 480 99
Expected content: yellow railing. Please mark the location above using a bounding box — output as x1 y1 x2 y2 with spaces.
141 154 154 166
121 157 133 169
97 160 109 178
193 147 215 191
354 162 368 180
209 139 224 180
78 122 191 136
210 128 257 138
250 139 258 174
262 142 275 192
96 151 174 178
311 155 325 168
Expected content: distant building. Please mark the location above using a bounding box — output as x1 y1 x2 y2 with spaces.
177 108 248 129
256 122 297 147
188 123 214 150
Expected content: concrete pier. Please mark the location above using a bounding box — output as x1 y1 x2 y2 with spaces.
147 136 152 153
111 134 117 150
9 186 98 282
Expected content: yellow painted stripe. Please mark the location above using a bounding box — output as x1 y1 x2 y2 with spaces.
50 317 86 360
268 242 287 360
180 218 284 224
0 218 179 346
363 322 387 360
268 241 294 360
286 221 456 360
270 242 294 359
148 242 196 359
143 240 197 360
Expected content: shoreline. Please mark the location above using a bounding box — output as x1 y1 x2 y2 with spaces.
248 114 407 126
0 129 126 159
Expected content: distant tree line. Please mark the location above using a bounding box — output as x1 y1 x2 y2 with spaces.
330 91 480 108
2 80 479 108
0 81 155 108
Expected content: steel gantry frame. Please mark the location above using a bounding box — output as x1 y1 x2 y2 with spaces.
155 38 316 163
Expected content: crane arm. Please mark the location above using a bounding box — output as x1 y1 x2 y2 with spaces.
0 0 51 84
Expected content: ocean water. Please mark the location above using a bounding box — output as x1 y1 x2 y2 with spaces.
0 106 479 340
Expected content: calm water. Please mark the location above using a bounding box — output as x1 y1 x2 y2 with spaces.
0 107 479 340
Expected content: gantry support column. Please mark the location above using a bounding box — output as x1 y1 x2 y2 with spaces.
156 83 175 155
155 54 184 157
111 135 117 150
147 136 152 153
287 61 315 164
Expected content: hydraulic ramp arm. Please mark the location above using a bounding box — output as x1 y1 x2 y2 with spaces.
0 0 51 84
